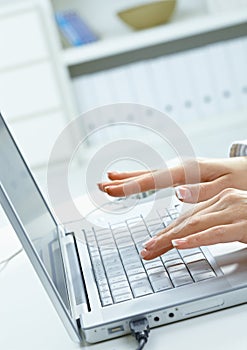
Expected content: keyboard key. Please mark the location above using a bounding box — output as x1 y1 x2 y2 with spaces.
149 270 169 281
166 263 187 273
105 266 125 277
98 238 115 248
187 260 213 276
99 284 110 293
127 267 145 276
169 267 193 286
110 280 129 290
125 261 143 271
100 290 112 299
121 255 140 265
161 250 181 262
130 279 153 297
193 271 216 282
126 217 143 225
115 236 133 247
113 293 133 303
129 273 147 282
96 230 112 241
183 253 205 264
132 234 150 244
171 272 193 287
152 277 173 292
172 276 193 287
165 258 184 268
112 286 132 297
147 266 167 276
113 231 131 239
97 277 108 286
100 248 118 257
179 248 201 258
144 260 164 270
108 275 127 284
103 255 121 266
101 296 113 306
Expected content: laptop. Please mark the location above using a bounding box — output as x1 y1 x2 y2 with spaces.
1 111 247 344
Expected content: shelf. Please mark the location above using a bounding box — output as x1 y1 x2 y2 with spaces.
62 10 247 67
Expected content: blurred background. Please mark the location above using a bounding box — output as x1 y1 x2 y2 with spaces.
0 0 247 208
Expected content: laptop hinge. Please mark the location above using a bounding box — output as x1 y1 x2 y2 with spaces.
58 227 91 319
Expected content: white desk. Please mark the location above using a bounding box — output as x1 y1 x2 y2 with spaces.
1 222 247 350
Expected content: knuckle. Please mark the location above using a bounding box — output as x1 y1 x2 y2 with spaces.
187 216 200 227
212 226 225 241
219 188 237 201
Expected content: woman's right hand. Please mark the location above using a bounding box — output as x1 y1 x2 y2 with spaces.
98 157 247 203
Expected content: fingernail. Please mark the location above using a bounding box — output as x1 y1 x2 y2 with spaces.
176 187 192 201
143 238 156 249
104 186 110 194
140 249 148 258
172 238 187 247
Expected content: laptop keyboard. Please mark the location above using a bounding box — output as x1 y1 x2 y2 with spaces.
83 207 217 307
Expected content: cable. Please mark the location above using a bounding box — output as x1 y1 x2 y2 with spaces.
130 317 150 350
0 248 23 273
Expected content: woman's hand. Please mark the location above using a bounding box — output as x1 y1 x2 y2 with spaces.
140 188 247 260
98 157 247 202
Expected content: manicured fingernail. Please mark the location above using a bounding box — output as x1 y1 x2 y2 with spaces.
140 249 148 258
143 238 156 249
176 187 192 201
172 238 187 247
104 186 110 193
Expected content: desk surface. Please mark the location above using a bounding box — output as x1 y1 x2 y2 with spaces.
0 221 247 350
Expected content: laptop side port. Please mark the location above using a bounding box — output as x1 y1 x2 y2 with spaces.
108 325 124 334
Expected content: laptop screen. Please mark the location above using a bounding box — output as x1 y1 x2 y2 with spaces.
0 113 70 312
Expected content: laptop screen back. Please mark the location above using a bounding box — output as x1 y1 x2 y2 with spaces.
0 113 70 312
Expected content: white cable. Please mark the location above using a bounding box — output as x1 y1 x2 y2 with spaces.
0 248 23 273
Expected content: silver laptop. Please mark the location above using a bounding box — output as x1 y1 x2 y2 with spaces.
1 112 247 344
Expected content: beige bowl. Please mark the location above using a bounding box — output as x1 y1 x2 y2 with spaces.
117 0 176 30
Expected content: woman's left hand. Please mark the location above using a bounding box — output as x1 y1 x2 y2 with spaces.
141 188 247 260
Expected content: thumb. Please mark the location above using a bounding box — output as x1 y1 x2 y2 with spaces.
175 176 229 203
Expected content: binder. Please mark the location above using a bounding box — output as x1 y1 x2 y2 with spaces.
129 60 156 107
206 41 238 114
185 46 220 119
165 51 199 123
225 37 247 109
149 56 180 118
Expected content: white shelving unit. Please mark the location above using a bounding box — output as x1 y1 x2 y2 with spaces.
50 2 247 161
62 9 247 67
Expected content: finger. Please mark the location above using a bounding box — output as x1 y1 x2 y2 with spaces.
107 170 153 180
141 209 227 260
103 167 182 197
171 222 246 249
97 179 128 192
175 175 230 203
97 172 154 192
104 173 156 197
141 243 174 261
155 193 220 238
